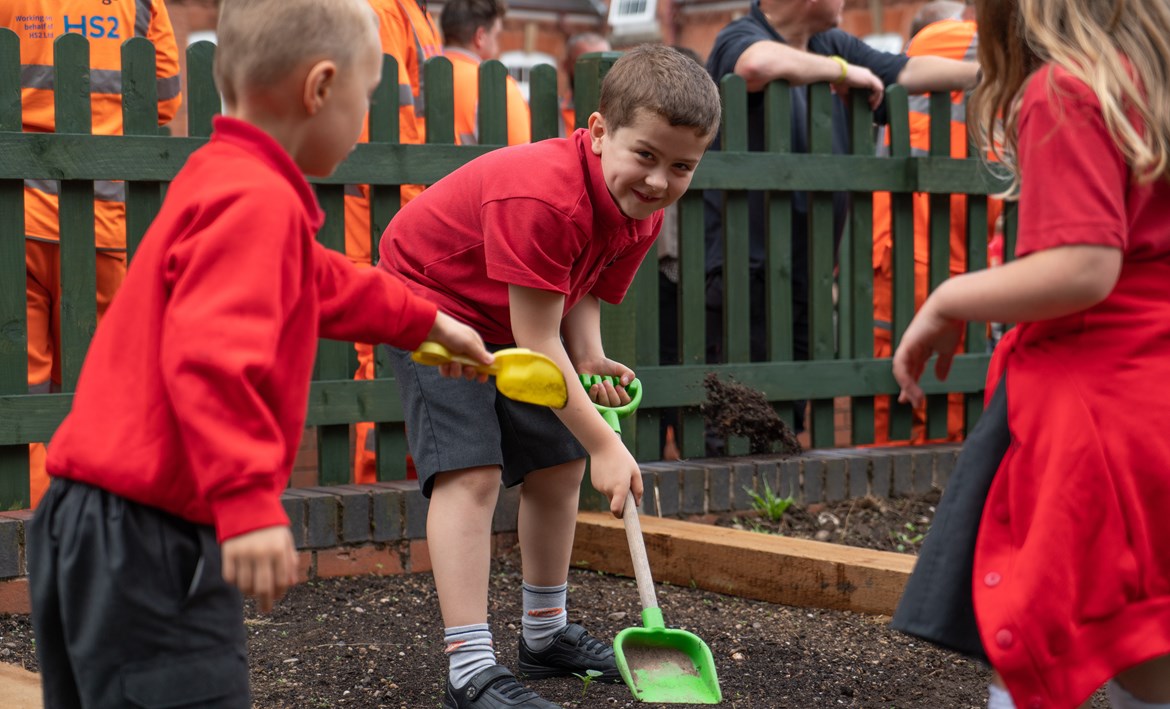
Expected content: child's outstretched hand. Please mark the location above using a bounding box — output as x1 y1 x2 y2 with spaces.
892 298 964 408
428 311 493 380
221 525 298 613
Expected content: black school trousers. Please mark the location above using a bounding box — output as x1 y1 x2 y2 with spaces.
28 478 250 708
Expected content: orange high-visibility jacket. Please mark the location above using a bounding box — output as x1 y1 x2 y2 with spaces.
872 19 1000 282
3 0 181 250
447 48 531 147
870 19 1000 444
369 0 441 146
343 0 442 266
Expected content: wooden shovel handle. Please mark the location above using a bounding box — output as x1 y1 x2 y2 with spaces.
622 491 659 611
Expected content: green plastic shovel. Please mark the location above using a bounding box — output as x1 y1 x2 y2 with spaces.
580 375 722 704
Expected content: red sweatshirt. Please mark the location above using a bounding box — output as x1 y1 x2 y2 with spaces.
47 117 438 542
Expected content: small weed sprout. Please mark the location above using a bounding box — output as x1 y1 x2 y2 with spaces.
572 669 604 698
745 481 795 523
891 522 926 552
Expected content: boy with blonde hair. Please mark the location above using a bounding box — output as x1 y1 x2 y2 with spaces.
380 44 721 709
27 1 490 706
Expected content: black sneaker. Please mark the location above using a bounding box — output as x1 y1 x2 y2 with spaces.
442 665 561 709
517 623 622 683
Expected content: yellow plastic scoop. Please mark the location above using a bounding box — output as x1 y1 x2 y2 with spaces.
411 341 568 409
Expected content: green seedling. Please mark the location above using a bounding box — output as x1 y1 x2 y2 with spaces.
891 522 926 552
572 669 604 698
744 481 795 523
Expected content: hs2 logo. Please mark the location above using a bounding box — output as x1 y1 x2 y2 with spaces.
63 16 121 39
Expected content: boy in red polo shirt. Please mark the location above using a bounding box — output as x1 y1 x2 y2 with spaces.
379 45 722 709
26 1 490 706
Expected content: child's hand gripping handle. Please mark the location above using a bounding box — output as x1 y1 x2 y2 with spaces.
578 374 642 434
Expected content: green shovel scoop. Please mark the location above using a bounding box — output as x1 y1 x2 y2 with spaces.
580 374 722 704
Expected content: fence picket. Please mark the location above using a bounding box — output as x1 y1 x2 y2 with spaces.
922 92 953 439
186 41 218 138
423 57 454 146
122 37 163 261
476 59 508 146
369 55 409 483
0 29 28 508
885 85 915 441
847 91 876 445
677 191 707 459
54 34 98 393
314 184 353 486
806 82 836 449
529 64 559 141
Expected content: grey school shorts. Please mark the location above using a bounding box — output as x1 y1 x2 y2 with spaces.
386 345 587 498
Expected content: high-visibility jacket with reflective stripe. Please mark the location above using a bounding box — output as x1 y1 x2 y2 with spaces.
3 0 181 250
342 0 441 266
447 48 531 147
369 0 439 146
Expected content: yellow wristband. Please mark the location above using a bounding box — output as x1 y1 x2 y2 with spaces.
829 55 848 83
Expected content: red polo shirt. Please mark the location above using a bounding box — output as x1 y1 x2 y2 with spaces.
47 117 438 542
379 128 662 344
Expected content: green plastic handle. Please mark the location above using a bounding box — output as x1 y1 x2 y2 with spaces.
579 374 642 433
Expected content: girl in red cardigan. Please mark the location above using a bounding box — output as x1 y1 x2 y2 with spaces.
891 0 1170 707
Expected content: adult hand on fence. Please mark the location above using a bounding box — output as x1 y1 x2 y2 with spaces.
836 63 885 111
222 525 299 613
892 298 964 408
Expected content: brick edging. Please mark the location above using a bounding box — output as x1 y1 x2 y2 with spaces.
0 445 958 615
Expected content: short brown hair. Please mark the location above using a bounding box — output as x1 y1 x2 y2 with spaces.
214 0 378 108
598 44 720 139
441 0 507 47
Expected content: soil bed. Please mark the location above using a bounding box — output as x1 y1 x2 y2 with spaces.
0 490 1110 707
709 490 941 555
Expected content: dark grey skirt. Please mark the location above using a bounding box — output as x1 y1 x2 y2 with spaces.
890 376 1011 662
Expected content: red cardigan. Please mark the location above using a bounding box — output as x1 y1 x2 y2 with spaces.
47 117 438 542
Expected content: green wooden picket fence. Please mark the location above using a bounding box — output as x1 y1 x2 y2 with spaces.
0 30 1011 510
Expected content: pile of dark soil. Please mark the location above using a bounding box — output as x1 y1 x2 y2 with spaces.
701 373 801 456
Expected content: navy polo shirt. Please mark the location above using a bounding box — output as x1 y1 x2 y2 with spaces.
703 0 909 278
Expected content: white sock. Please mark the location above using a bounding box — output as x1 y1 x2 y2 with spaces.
521 582 568 652
445 623 495 690
988 684 1017 709
1108 680 1170 709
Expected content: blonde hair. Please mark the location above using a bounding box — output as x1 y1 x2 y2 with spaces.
214 0 379 108
970 0 1170 197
